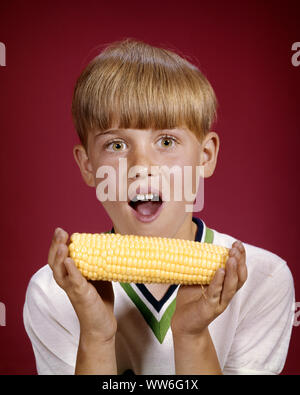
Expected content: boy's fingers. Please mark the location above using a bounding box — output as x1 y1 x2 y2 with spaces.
64 257 85 286
236 242 247 290
230 247 241 263
48 227 69 268
48 229 60 269
63 257 93 300
52 244 68 285
206 268 225 302
237 258 247 290
220 256 239 307
231 242 247 290
234 240 245 255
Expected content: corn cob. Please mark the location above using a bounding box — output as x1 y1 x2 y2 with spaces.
69 233 229 285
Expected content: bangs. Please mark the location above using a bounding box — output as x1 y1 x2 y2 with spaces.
72 39 217 149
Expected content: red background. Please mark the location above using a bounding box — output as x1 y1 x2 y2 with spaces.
0 0 299 374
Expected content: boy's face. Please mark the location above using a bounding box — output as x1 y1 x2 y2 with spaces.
73 127 219 238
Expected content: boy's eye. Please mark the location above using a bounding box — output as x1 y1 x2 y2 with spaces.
106 141 127 151
105 135 177 152
158 135 177 148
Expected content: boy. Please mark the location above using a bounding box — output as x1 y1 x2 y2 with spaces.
23 38 295 375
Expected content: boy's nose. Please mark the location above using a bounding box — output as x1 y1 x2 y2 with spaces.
129 150 157 178
131 165 153 179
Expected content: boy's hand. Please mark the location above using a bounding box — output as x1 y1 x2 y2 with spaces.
171 240 247 337
48 227 117 343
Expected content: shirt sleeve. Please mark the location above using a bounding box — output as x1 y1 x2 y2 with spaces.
223 259 295 375
23 267 79 375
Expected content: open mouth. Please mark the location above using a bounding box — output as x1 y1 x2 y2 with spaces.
129 193 163 217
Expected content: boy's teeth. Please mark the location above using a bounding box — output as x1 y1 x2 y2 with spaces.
131 193 160 202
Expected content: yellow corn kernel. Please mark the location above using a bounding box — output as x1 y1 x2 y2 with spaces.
69 233 229 285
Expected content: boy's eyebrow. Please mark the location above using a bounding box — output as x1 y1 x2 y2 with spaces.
94 128 152 138
94 128 184 138
95 129 131 136
94 128 130 137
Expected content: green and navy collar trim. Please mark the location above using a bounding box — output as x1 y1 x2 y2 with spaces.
108 216 214 344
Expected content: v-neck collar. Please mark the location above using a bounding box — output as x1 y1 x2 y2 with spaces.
107 216 215 343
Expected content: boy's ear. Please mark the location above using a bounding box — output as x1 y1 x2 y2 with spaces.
73 144 95 187
199 131 220 178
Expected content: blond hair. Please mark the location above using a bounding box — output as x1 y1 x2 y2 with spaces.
71 38 217 150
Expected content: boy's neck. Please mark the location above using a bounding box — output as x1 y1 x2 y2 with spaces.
173 215 198 242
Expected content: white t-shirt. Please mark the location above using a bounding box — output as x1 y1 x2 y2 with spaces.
23 217 295 375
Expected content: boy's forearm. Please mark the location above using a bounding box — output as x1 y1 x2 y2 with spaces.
172 328 222 375
75 333 117 375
